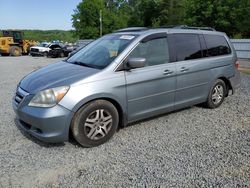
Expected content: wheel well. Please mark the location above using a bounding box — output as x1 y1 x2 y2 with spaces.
218 77 232 96
100 97 124 128
72 97 125 129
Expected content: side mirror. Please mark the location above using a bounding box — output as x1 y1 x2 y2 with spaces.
126 57 146 69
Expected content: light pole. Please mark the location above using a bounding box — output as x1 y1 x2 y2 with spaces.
99 9 102 37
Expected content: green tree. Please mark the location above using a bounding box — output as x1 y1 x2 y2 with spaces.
72 0 250 38
21 30 76 43
127 0 185 27
184 0 250 37
72 0 128 39
235 0 250 37
157 0 185 26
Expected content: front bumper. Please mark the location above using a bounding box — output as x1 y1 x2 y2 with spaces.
12 89 73 143
30 51 44 56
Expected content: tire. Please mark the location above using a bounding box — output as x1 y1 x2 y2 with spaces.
205 79 226 109
43 51 48 57
9 46 22 56
59 52 64 58
71 100 119 147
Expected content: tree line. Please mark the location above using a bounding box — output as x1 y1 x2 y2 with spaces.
22 30 76 43
0 30 77 43
72 0 250 39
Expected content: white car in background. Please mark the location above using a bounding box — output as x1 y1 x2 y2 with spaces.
30 43 61 57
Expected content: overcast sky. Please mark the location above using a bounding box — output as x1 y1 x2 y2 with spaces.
0 0 82 30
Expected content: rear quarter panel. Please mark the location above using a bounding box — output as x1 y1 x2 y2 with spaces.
204 55 235 87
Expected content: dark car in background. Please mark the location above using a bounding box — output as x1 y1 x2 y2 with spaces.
68 40 93 57
47 44 76 58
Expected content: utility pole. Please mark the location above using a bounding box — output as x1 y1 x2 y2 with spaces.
99 9 102 37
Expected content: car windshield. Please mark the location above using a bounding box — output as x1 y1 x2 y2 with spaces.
67 34 137 69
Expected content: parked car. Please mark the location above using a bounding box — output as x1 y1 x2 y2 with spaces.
47 44 75 58
68 40 93 57
30 43 62 57
67 45 85 57
76 39 94 47
13 26 240 147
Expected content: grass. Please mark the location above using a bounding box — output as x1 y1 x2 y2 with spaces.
239 67 250 74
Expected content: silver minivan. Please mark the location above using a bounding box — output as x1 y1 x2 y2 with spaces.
13 26 241 147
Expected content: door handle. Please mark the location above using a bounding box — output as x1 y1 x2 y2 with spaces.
163 69 174 75
180 67 189 72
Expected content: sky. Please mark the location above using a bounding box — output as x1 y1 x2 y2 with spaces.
0 0 82 30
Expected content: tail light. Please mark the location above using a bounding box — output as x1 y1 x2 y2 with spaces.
235 60 240 70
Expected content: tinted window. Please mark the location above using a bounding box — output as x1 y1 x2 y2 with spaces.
198 34 208 58
204 35 231 56
173 34 202 61
13 32 22 40
129 37 169 66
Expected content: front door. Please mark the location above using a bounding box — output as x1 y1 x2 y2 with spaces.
124 34 176 122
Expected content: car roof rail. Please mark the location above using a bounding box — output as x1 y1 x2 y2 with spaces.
114 25 215 33
155 25 216 31
174 25 216 31
114 27 148 33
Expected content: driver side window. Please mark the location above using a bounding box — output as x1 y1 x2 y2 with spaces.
129 37 169 67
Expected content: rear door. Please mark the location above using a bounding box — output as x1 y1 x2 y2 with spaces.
168 33 211 108
124 33 176 122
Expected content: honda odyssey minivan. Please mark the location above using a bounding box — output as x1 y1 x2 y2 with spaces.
13 26 240 147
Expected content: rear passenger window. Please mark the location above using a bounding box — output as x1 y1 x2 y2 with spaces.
173 34 202 61
129 37 169 66
204 35 231 56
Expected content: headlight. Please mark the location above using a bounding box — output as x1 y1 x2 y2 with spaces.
28 86 69 107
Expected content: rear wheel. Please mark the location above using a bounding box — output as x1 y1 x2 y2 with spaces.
205 79 226 108
71 100 119 147
10 46 22 56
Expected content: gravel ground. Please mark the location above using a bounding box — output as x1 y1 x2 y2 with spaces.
0 56 249 187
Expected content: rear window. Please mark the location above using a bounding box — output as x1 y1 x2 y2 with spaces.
172 34 202 61
204 35 231 56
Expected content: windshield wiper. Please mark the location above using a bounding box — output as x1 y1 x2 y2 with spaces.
70 61 93 68
68 60 103 69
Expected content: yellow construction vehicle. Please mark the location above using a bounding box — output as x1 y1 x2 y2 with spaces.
0 30 37 56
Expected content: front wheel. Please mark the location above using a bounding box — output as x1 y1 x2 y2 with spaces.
205 79 226 109
71 100 119 147
10 46 22 56
43 51 48 57
59 52 64 58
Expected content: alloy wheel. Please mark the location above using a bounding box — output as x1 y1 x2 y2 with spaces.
212 85 224 104
84 109 112 140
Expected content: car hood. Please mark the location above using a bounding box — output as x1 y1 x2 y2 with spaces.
31 46 50 51
20 61 100 93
